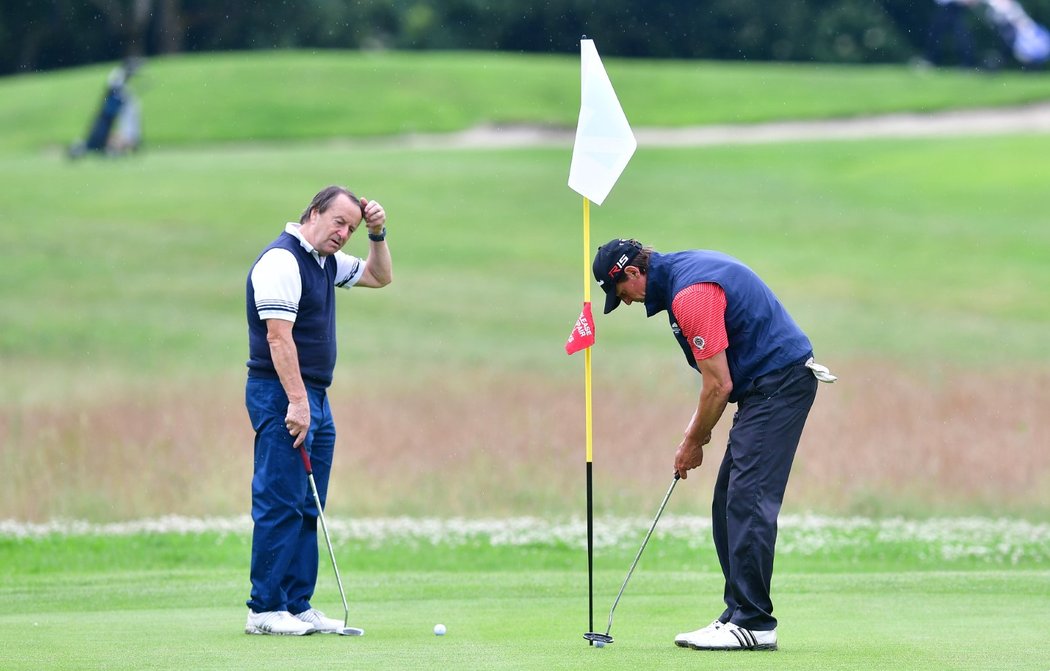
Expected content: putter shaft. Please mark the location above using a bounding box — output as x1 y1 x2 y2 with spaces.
306 473 350 627
601 473 680 637
299 447 362 635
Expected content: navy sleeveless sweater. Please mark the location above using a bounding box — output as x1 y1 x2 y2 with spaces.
246 232 339 388
643 250 812 403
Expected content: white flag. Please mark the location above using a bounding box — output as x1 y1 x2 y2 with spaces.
567 39 637 206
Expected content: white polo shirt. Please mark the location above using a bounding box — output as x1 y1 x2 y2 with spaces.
250 222 366 323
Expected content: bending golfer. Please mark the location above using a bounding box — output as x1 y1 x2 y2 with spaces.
244 186 392 635
592 238 834 651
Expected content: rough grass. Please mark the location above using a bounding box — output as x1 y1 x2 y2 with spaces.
4 360 1047 522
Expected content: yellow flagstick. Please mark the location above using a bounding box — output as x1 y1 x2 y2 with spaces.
582 195 595 640
569 36 636 645
583 196 593 462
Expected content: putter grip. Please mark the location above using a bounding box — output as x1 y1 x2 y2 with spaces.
298 446 313 474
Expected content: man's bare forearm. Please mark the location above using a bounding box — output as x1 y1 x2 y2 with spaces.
267 329 307 402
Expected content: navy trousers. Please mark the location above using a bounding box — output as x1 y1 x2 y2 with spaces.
712 359 817 631
245 376 336 614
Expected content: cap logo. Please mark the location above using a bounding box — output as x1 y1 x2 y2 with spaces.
692 336 706 350
608 253 631 279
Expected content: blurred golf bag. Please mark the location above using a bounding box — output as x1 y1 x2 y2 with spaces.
983 0 1050 64
69 59 143 158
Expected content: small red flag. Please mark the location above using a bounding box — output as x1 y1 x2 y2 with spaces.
565 302 596 355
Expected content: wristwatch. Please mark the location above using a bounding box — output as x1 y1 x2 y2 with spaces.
368 227 387 242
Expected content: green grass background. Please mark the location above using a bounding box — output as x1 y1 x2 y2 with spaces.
5 50 1050 152
2 50 1048 394
1 133 1047 398
2 48 1050 670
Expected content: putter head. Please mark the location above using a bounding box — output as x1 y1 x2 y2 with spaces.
583 632 614 645
335 626 365 636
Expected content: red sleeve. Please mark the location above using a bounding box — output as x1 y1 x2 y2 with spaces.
671 283 728 361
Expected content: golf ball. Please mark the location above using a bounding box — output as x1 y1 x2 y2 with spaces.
594 640 605 648
434 623 446 636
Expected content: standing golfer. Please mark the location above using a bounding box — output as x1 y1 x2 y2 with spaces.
244 186 392 635
592 238 835 651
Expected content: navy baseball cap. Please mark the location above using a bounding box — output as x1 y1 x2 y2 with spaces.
593 238 644 314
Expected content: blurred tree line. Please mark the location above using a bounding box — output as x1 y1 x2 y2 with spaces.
3 0 1047 75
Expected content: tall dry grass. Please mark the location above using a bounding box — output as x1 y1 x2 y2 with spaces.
1 360 1047 522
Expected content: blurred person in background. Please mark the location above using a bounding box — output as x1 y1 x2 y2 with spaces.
68 58 143 158
983 0 1050 65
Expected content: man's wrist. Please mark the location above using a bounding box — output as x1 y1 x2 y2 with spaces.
368 227 387 242
684 427 710 447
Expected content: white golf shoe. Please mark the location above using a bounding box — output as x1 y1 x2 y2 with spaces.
674 619 725 648
293 608 344 634
245 609 316 636
686 622 777 651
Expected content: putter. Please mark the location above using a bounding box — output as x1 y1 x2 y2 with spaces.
298 446 365 636
584 472 680 646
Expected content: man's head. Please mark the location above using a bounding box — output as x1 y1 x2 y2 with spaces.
593 238 652 313
299 186 364 256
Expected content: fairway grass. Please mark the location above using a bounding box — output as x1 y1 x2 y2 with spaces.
1 527 1048 671
2 135 1049 379
8 572 1050 671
